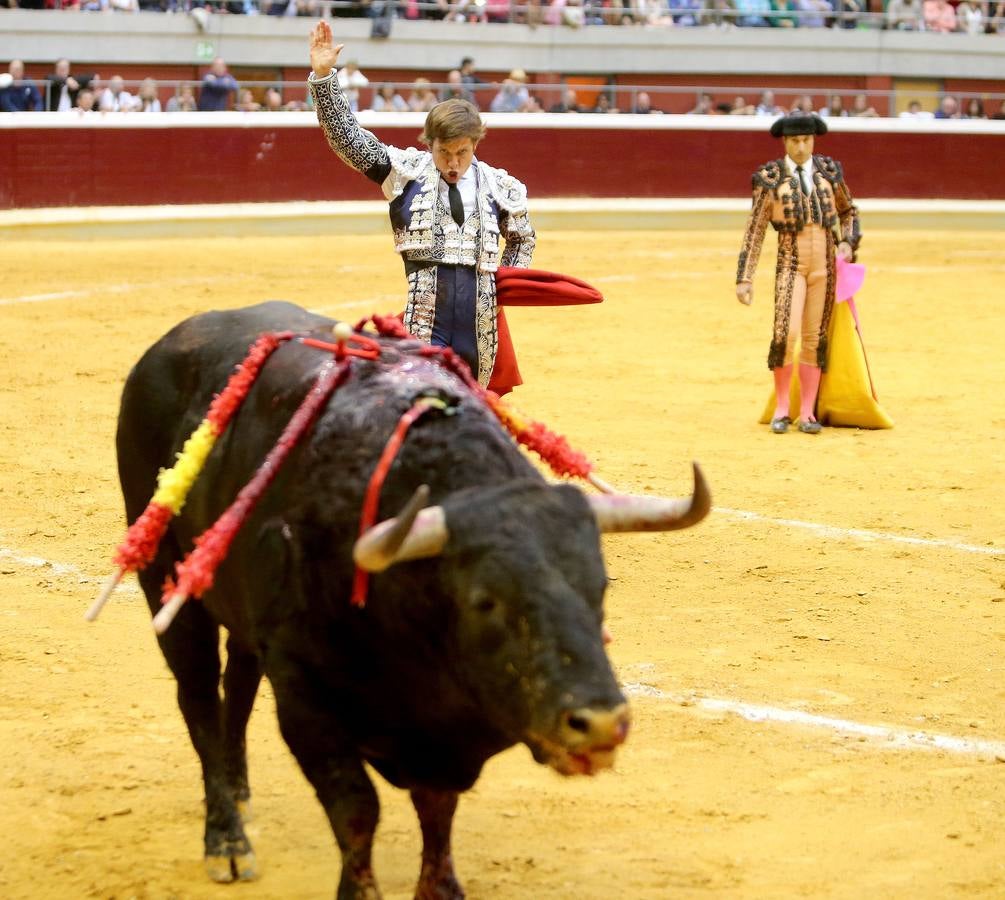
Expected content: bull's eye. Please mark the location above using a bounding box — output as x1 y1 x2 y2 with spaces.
469 592 498 615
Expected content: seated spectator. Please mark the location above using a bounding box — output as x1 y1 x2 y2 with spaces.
336 60 369 112
770 0 799 26
687 92 714 114
46 58 95 112
668 0 702 23
754 89 782 116
790 94 814 113
991 99 1005 120
439 69 475 105
641 0 674 24
370 83 408 112
955 0 984 33
734 0 773 25
631 91 662 114
992 0 1005 33
262 87 286 112
819 95 847 117
135 78 162 113
198 57 238 111
730 95 754 114
899 99 934 118
550 87 583 113
99 75 136 112
962 97 987 119
933 95 959 118
836 0 861 28
849 93 879 117
592 92 620 113
922 0 956 30
886 0 921 28
236 88 260 111
795 0 832 27
0 60 42 112
73 88 98 113
708 0 737 25
407 77 439 112
490 70 531 113
166 84 198 112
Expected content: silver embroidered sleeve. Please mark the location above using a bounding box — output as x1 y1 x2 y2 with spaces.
309 74 389 175
500 211 536 267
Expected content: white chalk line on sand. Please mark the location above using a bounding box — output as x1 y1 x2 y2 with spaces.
0 276 232 307
622 683 1005 761
713 507 1004 557
4 541 1002 759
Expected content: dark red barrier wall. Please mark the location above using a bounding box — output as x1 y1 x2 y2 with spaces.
2 120 1004 208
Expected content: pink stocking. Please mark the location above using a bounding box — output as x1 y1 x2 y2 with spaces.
772 365 793 419
798 364 822 422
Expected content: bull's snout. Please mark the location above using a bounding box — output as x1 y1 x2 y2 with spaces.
559 703 631 751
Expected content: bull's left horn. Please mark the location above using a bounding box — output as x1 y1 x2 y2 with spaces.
353 485 448 572
588 462 711 533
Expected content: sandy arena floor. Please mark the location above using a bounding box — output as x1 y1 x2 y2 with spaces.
1 227 1003 899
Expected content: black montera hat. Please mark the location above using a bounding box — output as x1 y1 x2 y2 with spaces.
770 111 828 138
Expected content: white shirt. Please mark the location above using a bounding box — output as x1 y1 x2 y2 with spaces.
786 155 815 195
437 164 477 224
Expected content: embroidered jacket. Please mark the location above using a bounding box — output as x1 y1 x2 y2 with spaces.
736 155 860 286
309 71 535 384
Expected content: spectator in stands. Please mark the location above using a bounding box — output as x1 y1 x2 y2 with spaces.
136 78 162 112
46 58 95 112
899 99 933 118
99 75 136 112
262 87 286 111
992 0 1005 33
934 95 959 118
736 111 861 435
73 88 98 113
407 78 439 112
836 0 861 28
921 0 956 30
886 0 921 28
769 0 799 26
459 57 488 94
687 92 715 114
440 69 475 105
641 0 674 24
631 91 662 114
849 93 879 117
198 57 238 111
819 95 848 117
735 0 773 26
955 0 985 33
755 90 782 116
308 20 535 393
708 0 737 25
489 70 531 113
668 0 703 24
166 84 198 112
790 94 814 113
991 100 1005 119
236 88 260 111
336 60 369 112
592 92 620 113
962 97 987 119
370 83 408 111
550 87 583 113
795 0 833 27
0 60 42 112
730 95 755 114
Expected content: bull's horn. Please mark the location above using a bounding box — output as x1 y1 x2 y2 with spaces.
353 484 448 572
588 462 711 533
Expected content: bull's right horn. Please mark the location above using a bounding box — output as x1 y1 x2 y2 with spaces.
588 462 711 533
353 484 448 572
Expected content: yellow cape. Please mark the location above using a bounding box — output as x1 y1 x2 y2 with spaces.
759 300 894 429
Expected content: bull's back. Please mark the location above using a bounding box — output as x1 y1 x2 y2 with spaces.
116 301 333 522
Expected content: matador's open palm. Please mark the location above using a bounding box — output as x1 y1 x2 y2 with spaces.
310 21 344 79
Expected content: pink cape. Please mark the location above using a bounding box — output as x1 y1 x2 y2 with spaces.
836 257 866 304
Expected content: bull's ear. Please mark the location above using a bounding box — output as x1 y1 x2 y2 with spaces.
353 485 449 573
588 462 711 533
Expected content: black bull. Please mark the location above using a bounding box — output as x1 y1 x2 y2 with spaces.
112 301 709 898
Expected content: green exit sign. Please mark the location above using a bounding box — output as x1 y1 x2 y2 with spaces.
196 41 216 61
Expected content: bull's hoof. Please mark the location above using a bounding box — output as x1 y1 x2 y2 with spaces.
205 850 258 883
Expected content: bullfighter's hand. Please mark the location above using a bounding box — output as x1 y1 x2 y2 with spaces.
310 21 344 79
736 282 753 305
836 241 853 261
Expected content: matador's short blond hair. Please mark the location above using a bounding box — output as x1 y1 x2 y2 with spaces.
420 99 487 146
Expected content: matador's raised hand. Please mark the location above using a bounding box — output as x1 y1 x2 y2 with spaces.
310 20 344 80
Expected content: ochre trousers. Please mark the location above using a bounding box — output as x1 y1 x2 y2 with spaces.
779 224 828 368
